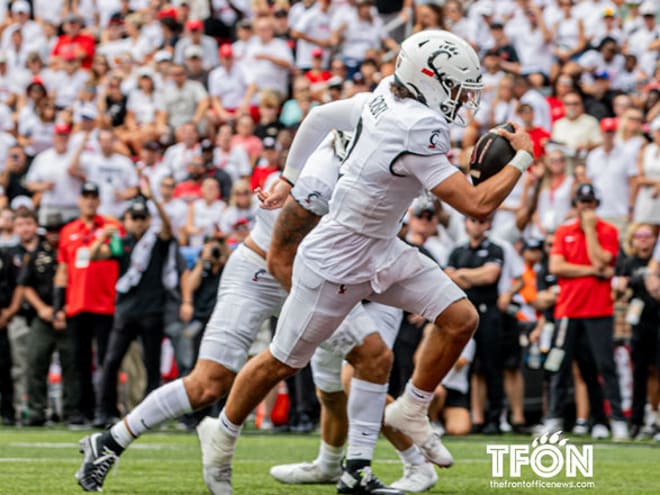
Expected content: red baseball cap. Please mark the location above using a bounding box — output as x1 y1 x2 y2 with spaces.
186 19 203 31
54 123 72 135
219 43 233 58
600 117 618 132
62 48 77 61
157 7 178 20
311 47 323 58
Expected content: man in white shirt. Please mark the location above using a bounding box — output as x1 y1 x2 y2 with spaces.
551 91 602 155
244 16 294 99
207 43 255 123
73 129 139 218
26 124 81 224
291 0 333 70
584 118 637 232
163 63 208 130
174 19 219 70
512 75 552 132
161 122 201 182
213 124 251 184
626 2 660 75
1 1 45 52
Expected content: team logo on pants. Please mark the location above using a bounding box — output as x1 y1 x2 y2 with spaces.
338 284 347 294
252 269 267 282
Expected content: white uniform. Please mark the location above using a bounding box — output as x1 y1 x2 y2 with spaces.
291 131 404 393
270 77 466 369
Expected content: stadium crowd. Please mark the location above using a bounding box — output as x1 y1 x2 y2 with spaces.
0 0 660 449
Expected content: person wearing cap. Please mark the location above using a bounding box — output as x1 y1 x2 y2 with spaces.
212 124 252 185
1 1 45 55
632 117 660 225
174 18 219 70
25 123 82 225
627 1 659 75
185 176 226 248
244 16 294 100
148 175 189 239
68 107 102 155
91 180 174 427
174 154 209 203
18 210 78 426
583 117 637 232
304 47 332 93
486 20 521 75
163 63 208 130
542 182 628 440
50 14 95 70
290 0 332 71
551 90 602 155
250 136 281 191
54 182 125 425
182 44 210 87
49 47 88 110
208 43 256 126
70 129 139 218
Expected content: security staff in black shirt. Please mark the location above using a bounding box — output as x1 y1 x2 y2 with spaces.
0 246 17 424
90 182 174 427
446 216 505 435
18 213 77 425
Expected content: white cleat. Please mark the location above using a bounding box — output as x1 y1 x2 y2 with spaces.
269 460 341 484
384 398 453 468
197 417 237 495
591 423 610 440
390 463 438 493
611 420 629 441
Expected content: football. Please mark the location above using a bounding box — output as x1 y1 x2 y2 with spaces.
469 123 516 185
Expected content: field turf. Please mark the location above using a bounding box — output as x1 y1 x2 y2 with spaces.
1 426 659 494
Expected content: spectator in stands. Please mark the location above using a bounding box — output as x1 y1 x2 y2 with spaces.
175 19 219 70
208 43 255 127
72 129 139 218
183 44 211 88
150 175 188 241
93 185 174 427
213 123 252 184
584 117 638 232
0 145 31 204
232 114 263 165
290 0 332 71
221 179 256 235
55 182 124 426
532 150 575 239
545 183 628 440
162 122 200 182
0 207 17 247
280 77 315 129
549 0 586 81
633 118 660 225
250 136 280 191
18 98 56 158
245 16 294 100
185 176 225 247
125 68 167 153
546 74 575 124
2 1 45 54
518 103 551 159
551 91 602 156
163 63 208 130
627 2 659 76
255 90 284 140
174 155 207 204
412 2 443 34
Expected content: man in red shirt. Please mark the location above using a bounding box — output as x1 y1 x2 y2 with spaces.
55 182 123 425
545 183 628 439
250 136 280 191
517 103 550 159
50 14 95 69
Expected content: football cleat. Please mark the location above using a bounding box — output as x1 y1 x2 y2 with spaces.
197 417 236 495
75 433 120 492
390 462 438 493
270 460 342 484
336 466 404 495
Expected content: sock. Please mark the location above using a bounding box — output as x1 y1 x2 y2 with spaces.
316 441 344 475
123 379 192 444
101 430 125 454
397 445 426 466
109 421 133 450
219 409 242 438
346 378 388 466
404 381 434 406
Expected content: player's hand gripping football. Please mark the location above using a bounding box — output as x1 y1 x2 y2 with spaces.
257 177 292 210
493 121 534 156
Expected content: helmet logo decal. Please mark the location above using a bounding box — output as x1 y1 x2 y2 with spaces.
421 67 434 77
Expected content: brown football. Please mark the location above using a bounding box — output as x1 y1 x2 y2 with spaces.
469 123 516 185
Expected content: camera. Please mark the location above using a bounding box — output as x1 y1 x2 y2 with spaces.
211 246 221 259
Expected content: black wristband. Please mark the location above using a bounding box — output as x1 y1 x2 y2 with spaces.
52 287 66 313
280 176 295 187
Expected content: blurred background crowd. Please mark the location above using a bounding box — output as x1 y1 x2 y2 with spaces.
1 0 660 444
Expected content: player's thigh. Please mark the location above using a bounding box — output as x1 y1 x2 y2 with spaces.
362 302 403 349
199 245 286 373
270 263 371 369
370 254 465 322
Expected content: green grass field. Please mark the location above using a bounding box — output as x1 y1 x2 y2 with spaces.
1 426 660 495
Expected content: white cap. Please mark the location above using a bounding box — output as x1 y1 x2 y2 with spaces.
475 1 494 17
184 44 203 59
80 106 98 120
154 50 172 63
137 66 154 78
10 195 34 211
11 0 31 14
640 1 656 15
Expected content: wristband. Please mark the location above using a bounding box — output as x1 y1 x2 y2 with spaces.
280 175 295 187
52 287 66 314
508 150 534 173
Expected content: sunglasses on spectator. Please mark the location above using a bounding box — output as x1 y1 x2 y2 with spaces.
633 232 655 239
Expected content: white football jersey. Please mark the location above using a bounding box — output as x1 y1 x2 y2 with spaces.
250 172 283 253
328 76 457 240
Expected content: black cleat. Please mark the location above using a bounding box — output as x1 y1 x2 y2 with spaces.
336 466 404 495
75 432 120 492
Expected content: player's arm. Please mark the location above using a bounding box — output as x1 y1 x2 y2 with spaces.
432 124 534 221
267 196 320 291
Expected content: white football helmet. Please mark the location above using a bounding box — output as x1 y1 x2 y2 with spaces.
395 30 483 127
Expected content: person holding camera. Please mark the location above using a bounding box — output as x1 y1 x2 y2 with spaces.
91 181 175 428
542 183 628 440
